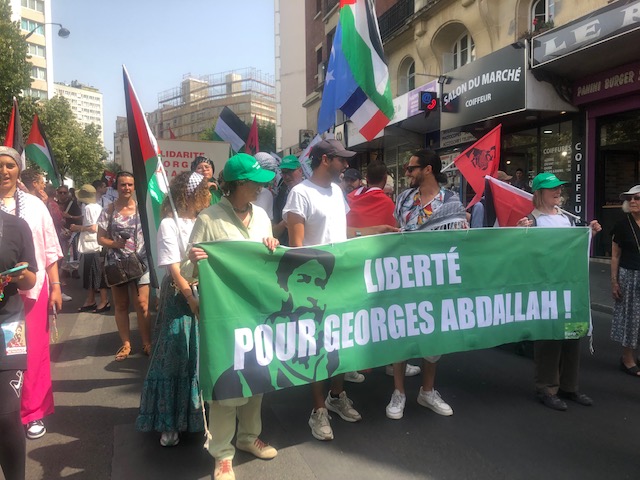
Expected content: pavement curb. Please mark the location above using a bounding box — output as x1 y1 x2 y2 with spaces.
591 302 612 315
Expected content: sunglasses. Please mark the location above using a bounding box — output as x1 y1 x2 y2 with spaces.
625 195 640 201
405 165 422 173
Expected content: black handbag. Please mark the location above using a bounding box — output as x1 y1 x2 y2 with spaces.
104 205 147 287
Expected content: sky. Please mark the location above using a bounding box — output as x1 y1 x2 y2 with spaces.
51 0 275 157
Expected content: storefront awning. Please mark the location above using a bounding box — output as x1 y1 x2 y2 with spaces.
531 0 640 80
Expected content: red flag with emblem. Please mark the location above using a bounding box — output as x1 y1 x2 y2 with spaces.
454 124 501 208
244 116 259 155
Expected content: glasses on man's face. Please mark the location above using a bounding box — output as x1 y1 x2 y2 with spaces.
626 195 640 201
405 165 422 173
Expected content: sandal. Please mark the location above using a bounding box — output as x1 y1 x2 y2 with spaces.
142 344 152 356
115 344 131 362
619 358 640 376
78 303 97 312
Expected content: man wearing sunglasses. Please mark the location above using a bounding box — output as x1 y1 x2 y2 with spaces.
386 148 468 421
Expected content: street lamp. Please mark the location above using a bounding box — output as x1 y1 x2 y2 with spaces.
24 23 70 40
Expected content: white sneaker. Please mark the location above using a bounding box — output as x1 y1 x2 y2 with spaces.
325 391 362 422
26 420 46 439
61 293 72 302
417 387 453 416
160 431 179 447
309 408 333 441
344 371 365 383
386 389 406 420
385 364 422 377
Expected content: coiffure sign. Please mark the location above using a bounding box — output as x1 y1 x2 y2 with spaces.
440 44 526 131
532 0 640 67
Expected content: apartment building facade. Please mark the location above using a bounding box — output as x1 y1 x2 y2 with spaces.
54 81 104 143
304 0 640 256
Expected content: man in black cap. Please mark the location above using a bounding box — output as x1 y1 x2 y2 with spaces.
341 168 362 196
282 138 397 441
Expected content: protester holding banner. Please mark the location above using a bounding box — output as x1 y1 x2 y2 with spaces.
0 146 63 441
97 171 152 362
386 148 467 421
516 172 601 410
610 185 640 377
0 209 37 480
184 153 279 480
136 171 211 447
190 156 222 205
283 139 397 441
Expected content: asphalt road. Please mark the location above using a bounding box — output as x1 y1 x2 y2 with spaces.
6 264 639 480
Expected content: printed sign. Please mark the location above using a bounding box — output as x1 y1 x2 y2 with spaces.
196 228 591 400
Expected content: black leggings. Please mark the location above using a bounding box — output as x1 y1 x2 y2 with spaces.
0 370 25 480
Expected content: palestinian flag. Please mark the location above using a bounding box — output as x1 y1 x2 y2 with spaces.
3 97 24 160
215 106 250 153
484 176 533 227
454 124 501 208
123 65 169 288
25 115 61 187
317 0 393 141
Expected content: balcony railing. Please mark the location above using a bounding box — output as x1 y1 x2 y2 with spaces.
379 0 415 42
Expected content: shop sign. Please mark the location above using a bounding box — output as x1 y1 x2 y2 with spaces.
407 80 438 117
532 0 640 67
571 121 586 220
573 60 640 105
440 130 477 149
334 124 346 145
441 44 526 131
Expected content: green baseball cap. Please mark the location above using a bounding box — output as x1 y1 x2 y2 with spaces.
280 155 301 170
531 172 568 191
223 153 275 183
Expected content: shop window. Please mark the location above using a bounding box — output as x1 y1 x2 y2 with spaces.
531 0 555 30
452 33 475 70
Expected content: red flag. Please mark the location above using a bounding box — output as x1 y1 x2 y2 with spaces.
103 170 116 187
3 97 24 158
454 124 501 207
168 127 176 139
484 175 533 227
244 116 259 155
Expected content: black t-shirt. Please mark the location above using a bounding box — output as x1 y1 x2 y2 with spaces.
612 215 640 270
0 211 38 370
60 199 82 229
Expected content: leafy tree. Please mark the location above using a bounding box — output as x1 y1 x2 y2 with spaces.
0 0 32 135
20 96 108 185
200 120 276 154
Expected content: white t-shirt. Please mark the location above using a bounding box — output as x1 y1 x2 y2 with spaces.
254 188 274 220
78 203 102 254
536 212 572 228
156 217 196 268
283 179 348 245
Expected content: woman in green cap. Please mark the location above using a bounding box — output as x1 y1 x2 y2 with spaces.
183 153 279 480
517 172 601 412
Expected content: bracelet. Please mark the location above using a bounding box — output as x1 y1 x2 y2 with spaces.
50 282 61 285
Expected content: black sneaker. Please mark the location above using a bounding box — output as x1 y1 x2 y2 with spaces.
558 389 593 406
537 393 567 411
26 420 46 439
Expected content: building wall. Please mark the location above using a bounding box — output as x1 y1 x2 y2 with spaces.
11 0 56 99
53 82 104 143
148 69 276 142
275 0 308 153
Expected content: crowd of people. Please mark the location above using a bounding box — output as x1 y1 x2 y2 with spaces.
4 139 639 480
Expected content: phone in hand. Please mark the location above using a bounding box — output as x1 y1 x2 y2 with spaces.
0 264 29 277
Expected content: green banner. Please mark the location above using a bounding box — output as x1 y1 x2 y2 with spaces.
197 228 591 400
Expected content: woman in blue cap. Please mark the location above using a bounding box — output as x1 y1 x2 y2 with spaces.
517 172 601 411
183 153 279 480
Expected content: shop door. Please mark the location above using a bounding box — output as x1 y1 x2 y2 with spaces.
595 151 640 256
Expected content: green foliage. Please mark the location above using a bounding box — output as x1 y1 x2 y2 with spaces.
0 0 32 134
200 120 276 153
20 96 108 185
